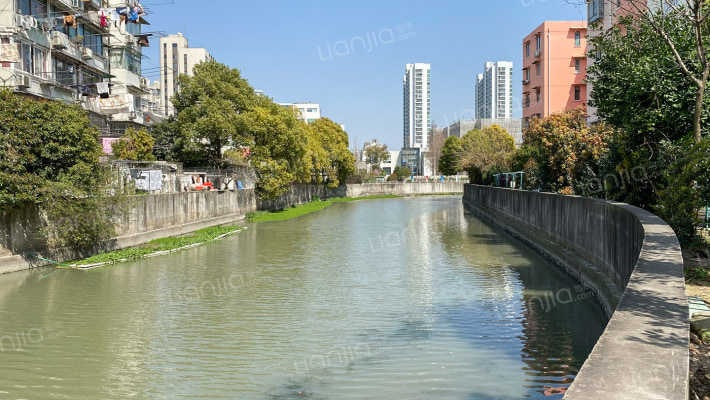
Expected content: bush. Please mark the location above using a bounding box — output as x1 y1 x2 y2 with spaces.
345 174 363 184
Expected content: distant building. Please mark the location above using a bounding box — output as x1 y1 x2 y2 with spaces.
522 21 587 128
278 102 321 123
403 63 431 150
160 33 213 116
475 61 514 119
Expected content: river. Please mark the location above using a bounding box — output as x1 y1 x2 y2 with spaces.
0 196 607 399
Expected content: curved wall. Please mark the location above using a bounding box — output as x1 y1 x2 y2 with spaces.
463 185 688 400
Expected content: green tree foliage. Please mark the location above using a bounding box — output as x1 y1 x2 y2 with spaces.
0 90 126 250
393 166 411 181
153 60 354 200
0 90 104 206
365 143 389 167
111 128 156 161
587 14 710 207
308 118 356 188
438 136 463 176
652 138 710 244
513 108 613 195
459 125 516 184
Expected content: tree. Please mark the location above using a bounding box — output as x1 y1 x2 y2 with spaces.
569 0 710 142
163 61 261 168
0 89 104 206
308 118 356 187
111 128 156 161
393 166 411 181
365 143 389 169
459 125 516 184
513 108 613 195
0 90 126 250
438 136 463 175
585 11 710 206
426 124 445 175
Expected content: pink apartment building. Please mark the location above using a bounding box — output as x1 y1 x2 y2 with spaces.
522 21 588 128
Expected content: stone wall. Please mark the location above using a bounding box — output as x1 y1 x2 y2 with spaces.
463 184 688 400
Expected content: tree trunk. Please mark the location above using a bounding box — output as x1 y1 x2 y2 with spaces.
695 78 706 144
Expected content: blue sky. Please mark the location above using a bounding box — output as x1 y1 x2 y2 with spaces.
141 0 586 150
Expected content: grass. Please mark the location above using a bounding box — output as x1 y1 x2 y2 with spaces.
72 225 242 266
246 201 334 222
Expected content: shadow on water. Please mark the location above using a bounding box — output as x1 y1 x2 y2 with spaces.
437 206 609 399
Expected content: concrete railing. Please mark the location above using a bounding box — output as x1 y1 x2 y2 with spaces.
462 185 688 400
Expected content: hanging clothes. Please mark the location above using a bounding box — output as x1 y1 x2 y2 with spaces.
63 15 76 28
96 82 109 99
137 35 149 47
99 11 108 28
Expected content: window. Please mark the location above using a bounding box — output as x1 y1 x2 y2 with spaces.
536 35 541 51
16 0 45 16
535 62 540 77
524 93 530 108
525 43 530 58
53 57 75 86
307 108 318 113
536 88 541 103
524 69 529 81
575 59 581 73
589 0 601 22
83 26 103 54
574 86 581 101
575 31 581 47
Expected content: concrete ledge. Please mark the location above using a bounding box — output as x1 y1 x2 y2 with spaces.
462 185 688 400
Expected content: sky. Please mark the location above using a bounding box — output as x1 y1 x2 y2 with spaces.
140 0 586 150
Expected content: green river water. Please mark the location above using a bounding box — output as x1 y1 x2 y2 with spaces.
0 197 607 399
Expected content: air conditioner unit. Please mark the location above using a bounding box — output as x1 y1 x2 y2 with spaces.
18 75 30 89
534 50 541 57
51 31 69 49
82 47 93 59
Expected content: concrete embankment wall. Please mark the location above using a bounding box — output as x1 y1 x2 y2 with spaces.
463 185 688 400
345 182 463 197
0 183 462 274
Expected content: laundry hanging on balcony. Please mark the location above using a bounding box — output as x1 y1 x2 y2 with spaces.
96 81 110 98
63 15 77 28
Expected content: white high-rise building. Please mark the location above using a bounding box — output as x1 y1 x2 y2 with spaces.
160 33 213 116
475 61 514 119
403 63 431 149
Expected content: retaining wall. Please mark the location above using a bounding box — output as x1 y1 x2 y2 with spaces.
345 182 464 197
463 185 688 400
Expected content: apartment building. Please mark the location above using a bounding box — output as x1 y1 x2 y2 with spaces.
403 63 431 149
475 61 514 119
0 0 154 137
159 33 212 116
522 21 587 128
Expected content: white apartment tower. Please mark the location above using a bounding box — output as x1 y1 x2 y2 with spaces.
160 33 213 116
475 61 514 119
403 63 431 149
